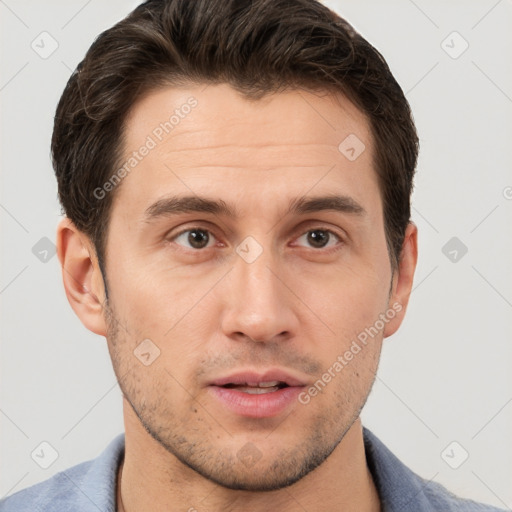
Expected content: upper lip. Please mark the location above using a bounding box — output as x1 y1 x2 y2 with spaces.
210 369 307 388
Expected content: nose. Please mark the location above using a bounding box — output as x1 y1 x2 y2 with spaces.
220 248 299 344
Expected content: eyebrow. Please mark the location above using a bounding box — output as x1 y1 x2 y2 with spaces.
288 194 365 216
144 196 237 220
143 194 366 222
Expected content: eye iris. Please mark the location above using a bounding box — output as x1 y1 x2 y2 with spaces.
188 229 209 249
307 230 329 248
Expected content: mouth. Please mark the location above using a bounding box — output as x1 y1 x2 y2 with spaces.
208 370 306 418
220 380 289 394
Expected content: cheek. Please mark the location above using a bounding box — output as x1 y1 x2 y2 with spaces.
300 267 391 335
106 265 225 385
108 256 218 332
290 266 389 391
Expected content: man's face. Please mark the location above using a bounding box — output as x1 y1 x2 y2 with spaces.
103 84 398 490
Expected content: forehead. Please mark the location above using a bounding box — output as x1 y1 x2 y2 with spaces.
114 83 377 218
124 84 371 156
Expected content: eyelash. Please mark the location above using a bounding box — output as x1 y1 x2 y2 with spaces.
168 226 344 252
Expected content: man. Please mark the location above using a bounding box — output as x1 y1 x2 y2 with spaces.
0 0 505 511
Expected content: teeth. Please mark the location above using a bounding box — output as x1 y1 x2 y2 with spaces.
221 381 286 393
237 386 280 394
230 380 282 388
254 381 281 388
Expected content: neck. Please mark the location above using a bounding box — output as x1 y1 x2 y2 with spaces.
117 404 380 512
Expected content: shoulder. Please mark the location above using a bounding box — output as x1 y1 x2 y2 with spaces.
363 428 506 512
0 434 124 512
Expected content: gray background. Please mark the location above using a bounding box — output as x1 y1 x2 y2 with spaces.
1 0 511 508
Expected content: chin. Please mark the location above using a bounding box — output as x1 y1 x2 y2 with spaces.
170 439 335 493
195 463 313 492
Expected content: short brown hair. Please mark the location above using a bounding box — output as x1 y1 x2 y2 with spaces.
52 0 418 276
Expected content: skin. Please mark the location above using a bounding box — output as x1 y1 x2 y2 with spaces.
57 84 418 511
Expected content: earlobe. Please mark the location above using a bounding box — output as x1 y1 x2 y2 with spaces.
56 218 107 336
383 222 418 338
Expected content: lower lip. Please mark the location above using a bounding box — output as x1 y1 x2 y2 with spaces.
208 386 303 418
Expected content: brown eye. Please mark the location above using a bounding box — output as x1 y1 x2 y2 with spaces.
296 229 341 249
307 230 330 248
174 228 214 249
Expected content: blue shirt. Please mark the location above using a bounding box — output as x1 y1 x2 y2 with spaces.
0 428 506 511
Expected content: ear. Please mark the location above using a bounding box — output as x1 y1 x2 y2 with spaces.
383 222 418 338
56 218 107 336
